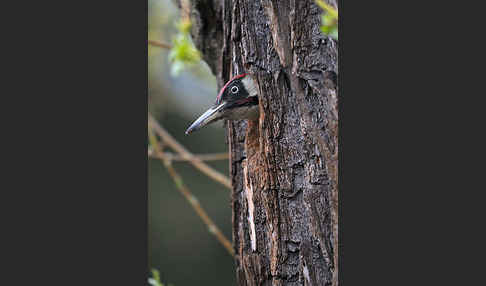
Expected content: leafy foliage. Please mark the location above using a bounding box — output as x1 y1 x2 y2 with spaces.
168 20 201 76
316 0 338 40
148 268 174 286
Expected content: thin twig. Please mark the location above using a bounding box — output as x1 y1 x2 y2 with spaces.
148 123 234 257
180 0 191 22
315 0 338 17
148 40 173 49
148 113 232 190
148 149 229 162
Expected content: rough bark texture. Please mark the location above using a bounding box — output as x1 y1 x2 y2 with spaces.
186 0 338 285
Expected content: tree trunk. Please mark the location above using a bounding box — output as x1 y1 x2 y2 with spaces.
187 0 338 285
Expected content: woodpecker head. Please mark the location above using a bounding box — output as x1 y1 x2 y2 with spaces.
185 73 259 134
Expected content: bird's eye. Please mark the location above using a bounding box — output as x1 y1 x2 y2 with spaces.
231 86 239 94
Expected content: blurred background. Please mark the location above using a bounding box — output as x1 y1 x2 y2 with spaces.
148 0 236 285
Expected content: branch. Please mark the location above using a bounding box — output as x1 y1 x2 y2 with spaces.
148 113 232 190
315 0 338 17
148 123 234 257
148 149 229 162
148 40 173 49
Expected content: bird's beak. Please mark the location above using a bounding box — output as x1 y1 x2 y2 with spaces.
185 102 227 134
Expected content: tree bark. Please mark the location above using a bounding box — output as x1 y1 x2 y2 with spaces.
186 0 338 285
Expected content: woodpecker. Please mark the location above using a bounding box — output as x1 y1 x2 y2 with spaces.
185 73 259 134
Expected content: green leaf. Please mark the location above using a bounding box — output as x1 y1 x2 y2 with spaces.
321 25 330 34
330 27 338 40
169 35 200 63
317 0 338 40
177 19 192 34
167 20 201 76
322 13 334 26
148 269 163 286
